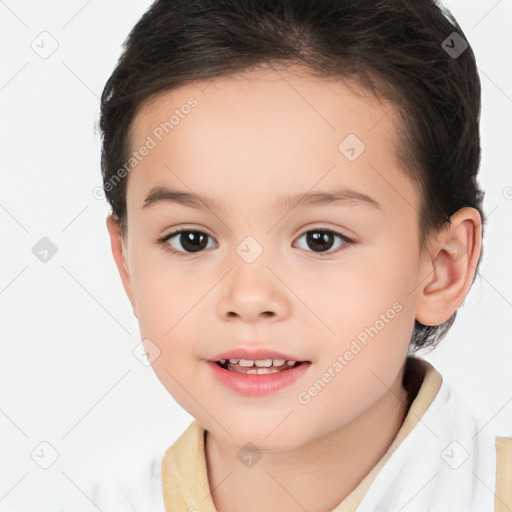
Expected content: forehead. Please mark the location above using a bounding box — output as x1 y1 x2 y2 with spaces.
126 63 418 217
131 64 394 147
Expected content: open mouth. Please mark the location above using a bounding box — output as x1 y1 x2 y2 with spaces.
215 358 307 374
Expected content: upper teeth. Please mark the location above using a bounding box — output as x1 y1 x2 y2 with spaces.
219 358 297 367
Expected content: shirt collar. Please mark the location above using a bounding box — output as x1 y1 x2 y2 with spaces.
161 356 443 512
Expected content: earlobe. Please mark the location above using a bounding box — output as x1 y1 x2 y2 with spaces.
105 214 138 318
415 207 481 326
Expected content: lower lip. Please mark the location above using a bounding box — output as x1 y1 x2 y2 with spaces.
207 361 311 396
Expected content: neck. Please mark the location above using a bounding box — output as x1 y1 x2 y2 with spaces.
205 366 413 512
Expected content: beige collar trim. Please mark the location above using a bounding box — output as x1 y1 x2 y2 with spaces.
331 356 442 511
495 435 512 512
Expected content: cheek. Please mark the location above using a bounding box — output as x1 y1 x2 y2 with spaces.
133 265 204 407
129 239 185 316
299 282 414 433
302 245 417 405
299 249 417 344
128 251 200 368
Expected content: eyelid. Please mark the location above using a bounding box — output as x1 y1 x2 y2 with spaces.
159 224 218 245
295 223 356 242
292 227 354 257
158 224 355 257
158 225 218 256
160 223 354 242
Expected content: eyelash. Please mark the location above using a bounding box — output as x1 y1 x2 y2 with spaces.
157 227 354 258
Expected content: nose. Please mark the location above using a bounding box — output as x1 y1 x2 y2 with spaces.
216 256 290 323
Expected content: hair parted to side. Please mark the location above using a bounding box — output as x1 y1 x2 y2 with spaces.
99 0 485 353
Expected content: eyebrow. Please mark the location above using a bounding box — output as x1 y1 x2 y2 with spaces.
142 185 381 212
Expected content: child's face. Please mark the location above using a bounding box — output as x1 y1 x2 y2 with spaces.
109 64 429 450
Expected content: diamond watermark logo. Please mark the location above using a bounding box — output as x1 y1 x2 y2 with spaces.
31 441 59 469
133 338 161 366
236 236 263 264
440 440 469 469
32 237 58 263
338 134 366 161
441 32 468 59
237 441 262 468
31 31 59 59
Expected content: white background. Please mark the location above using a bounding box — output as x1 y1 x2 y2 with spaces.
1 1 511 510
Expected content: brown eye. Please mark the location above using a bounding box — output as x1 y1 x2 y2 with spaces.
159 229 215 256
294 228 352 255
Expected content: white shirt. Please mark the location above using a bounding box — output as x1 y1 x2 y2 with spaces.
83 357 506 511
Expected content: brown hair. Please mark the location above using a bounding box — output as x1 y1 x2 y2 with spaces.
99 0 485 353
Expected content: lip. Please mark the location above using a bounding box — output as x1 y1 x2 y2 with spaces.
208 348 307 362
207 360 311 396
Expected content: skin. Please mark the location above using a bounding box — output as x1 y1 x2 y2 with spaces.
106 63 482 512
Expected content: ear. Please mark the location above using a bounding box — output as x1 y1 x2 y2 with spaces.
105 214 138 318
415 207 482 326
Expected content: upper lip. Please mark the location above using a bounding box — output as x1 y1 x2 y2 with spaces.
208 348 307 362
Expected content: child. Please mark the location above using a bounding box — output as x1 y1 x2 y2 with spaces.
95 0 511 510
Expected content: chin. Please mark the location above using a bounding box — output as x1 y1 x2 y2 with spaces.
217 416 309 452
